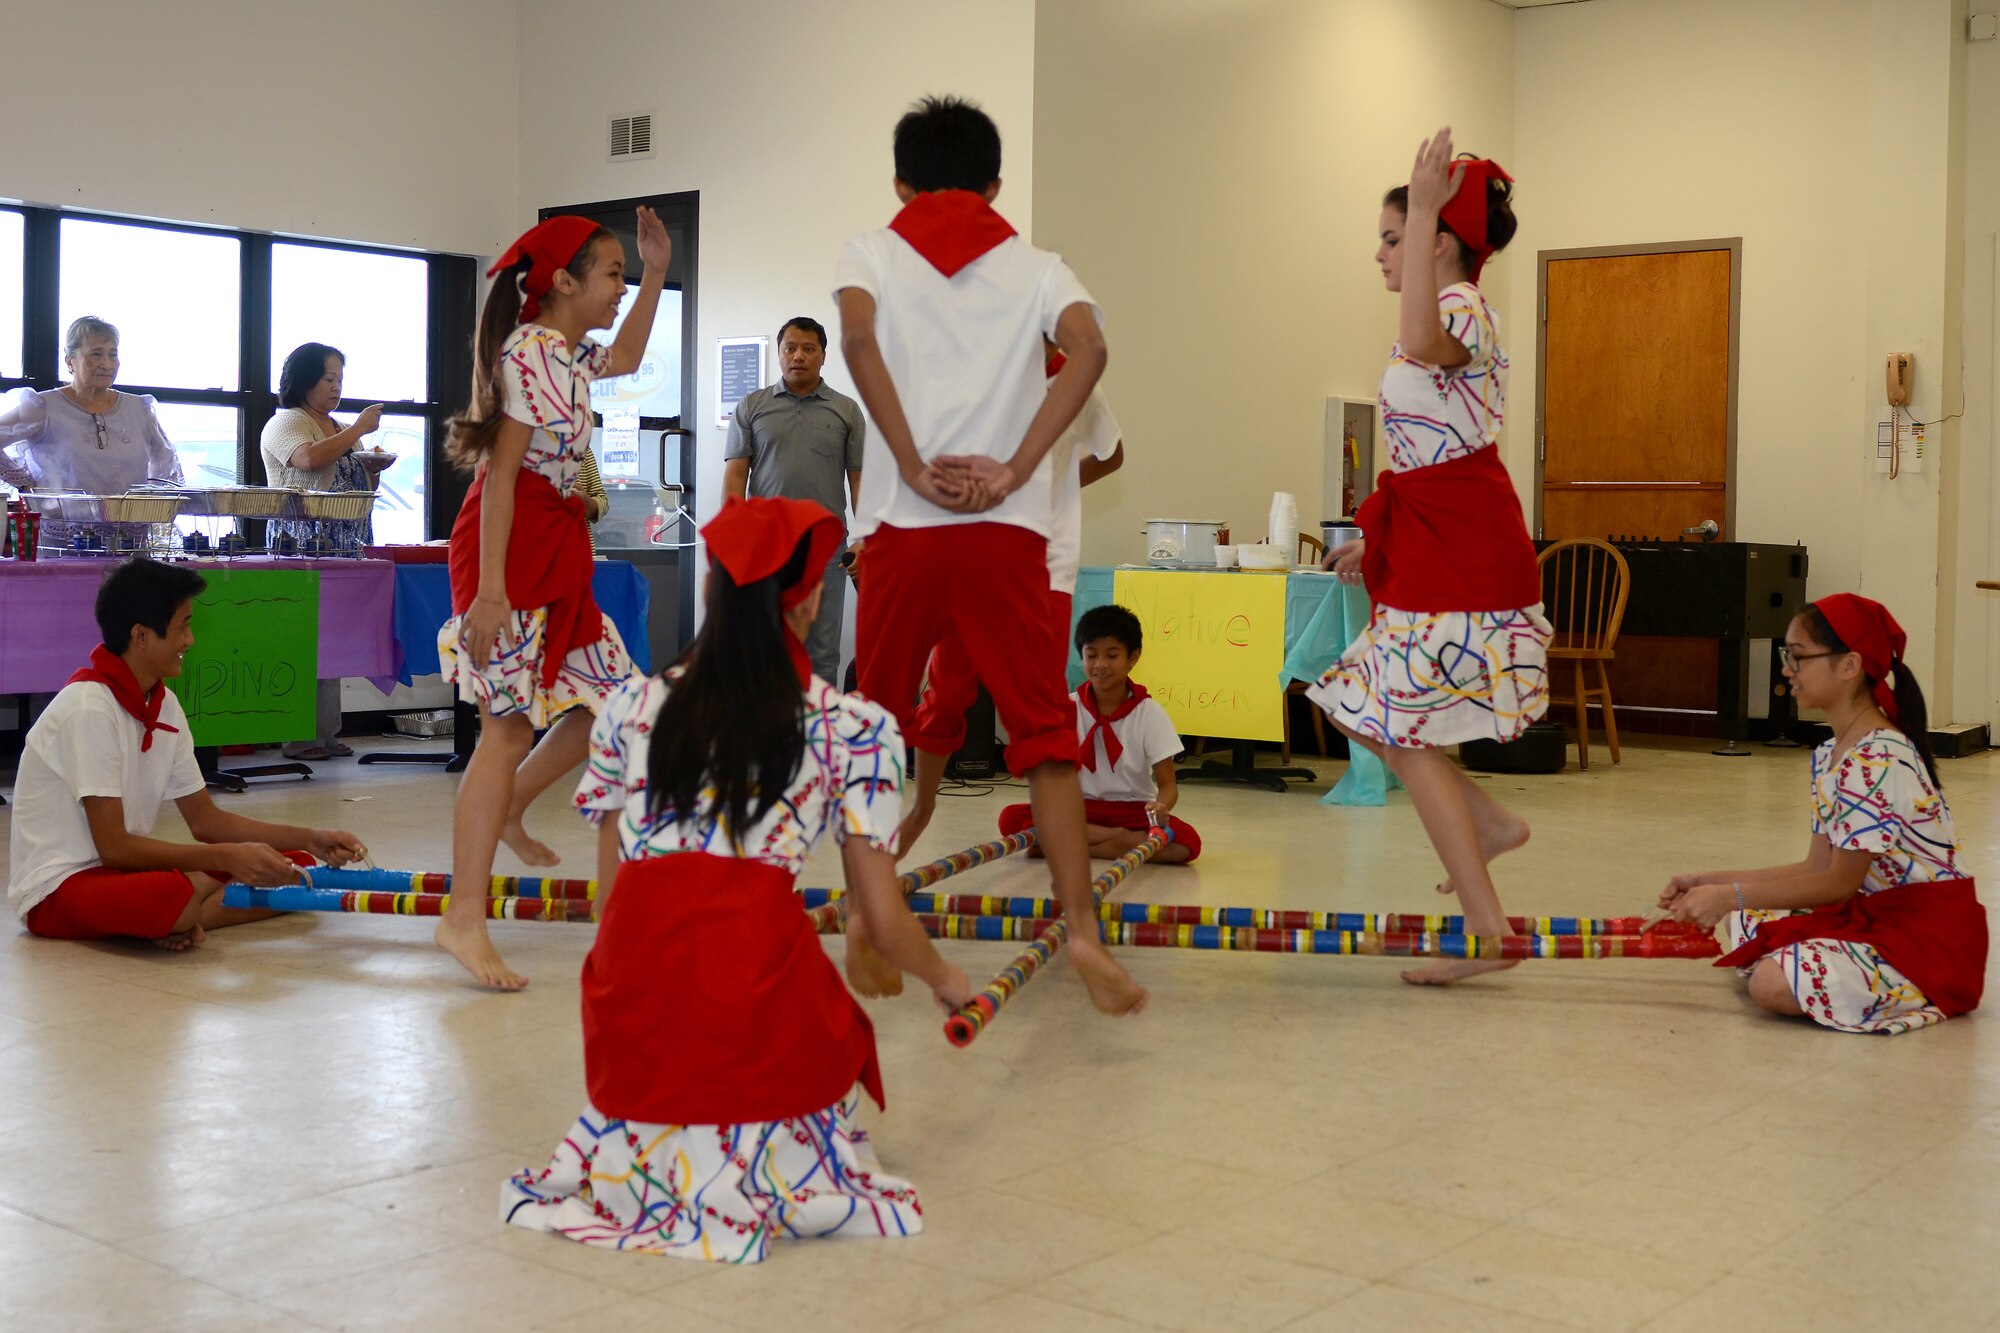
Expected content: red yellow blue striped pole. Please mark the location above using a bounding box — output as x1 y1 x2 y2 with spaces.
805 830 1038 933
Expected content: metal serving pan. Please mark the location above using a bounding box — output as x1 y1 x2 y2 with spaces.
291 490 377 521
177 487 295 518
22 491 186 524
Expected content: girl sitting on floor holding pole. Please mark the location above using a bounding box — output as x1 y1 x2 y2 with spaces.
1660 595 1985 1033
503 496 968 1263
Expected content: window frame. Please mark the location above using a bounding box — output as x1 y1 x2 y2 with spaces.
0 205 475 540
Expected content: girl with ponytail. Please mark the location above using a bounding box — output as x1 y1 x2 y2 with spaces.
504 497 968 1264
1660 594 1986 1034
435 209 670 989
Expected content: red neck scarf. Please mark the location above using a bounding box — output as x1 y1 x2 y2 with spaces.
888 190 1016 277
1814 593 1908 727
67 644 179 752
1077 680 1148 772
1437 156 1513 281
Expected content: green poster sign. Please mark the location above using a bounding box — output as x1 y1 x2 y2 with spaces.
168 569 319 746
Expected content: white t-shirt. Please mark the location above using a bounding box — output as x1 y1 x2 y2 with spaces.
1046 387 1121 593
6 681 205 918
833 228 1099 539
1076 692 1183 804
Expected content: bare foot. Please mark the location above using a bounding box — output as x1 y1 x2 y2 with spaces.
499 819 560 868
1400 958 1520 985
893 803 935 863
845 932 905 998
1437 809 1531 895
1069 939 1149 1016
152 925 205 951
435 917 529 990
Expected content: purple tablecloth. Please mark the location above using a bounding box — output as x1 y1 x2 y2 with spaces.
0 558 398 695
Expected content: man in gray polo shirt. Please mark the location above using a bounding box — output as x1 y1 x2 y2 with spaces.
722 316 866 682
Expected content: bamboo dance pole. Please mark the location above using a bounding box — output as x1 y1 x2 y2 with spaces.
300 867 599 899
888 913 1722 959
222 886 599 922
942 827 1170 1048
805 830 1038 933
796 888 1686 939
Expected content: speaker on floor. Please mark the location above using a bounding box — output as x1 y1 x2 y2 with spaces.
947 686 1000 780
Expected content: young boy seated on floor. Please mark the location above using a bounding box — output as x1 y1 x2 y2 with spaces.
999 604 1198 863
6 557 367 949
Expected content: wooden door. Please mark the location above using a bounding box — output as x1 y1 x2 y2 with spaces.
1539 248 1733 540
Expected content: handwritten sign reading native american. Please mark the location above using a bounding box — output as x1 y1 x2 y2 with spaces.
1111 569 1285 742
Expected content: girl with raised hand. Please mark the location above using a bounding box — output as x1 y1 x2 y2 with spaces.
436 210 669 988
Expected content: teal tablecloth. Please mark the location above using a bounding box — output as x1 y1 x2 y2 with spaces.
1071 567 1400 805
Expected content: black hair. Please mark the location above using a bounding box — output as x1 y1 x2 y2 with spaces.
446 226 615 470
1075 603 1143 657
646 532 817 843
777 317 827 351
893 95 1002 194
96 557 207 653
1795 604 1940 789
1383 168 1518 275
277 342 345 409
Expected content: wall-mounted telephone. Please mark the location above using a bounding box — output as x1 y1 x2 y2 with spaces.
1886 352 1913 407
1878 353 1921 479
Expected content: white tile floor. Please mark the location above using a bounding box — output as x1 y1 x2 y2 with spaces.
1 732 1996 1332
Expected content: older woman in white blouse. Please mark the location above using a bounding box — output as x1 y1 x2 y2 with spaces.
0 316 184 515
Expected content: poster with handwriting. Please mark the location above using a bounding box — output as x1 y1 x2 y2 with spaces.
168 570 319 746
1110 569 1286 741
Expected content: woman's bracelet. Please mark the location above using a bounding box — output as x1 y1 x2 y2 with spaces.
1733 882 1746 914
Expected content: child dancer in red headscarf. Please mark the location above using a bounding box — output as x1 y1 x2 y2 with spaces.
503 497 968 1264
1660 594 1986 1033
1308 128 1548 985
436 209 670 988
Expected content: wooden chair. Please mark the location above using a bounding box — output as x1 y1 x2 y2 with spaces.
1536 537 1630 769
1297 531 1325 565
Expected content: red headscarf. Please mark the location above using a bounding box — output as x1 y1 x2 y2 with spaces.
1436 156 1513 281
487 216 604 324
1813 593 1908 726
702 498 844 684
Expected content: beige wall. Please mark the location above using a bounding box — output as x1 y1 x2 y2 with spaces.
1953 0 2000 729
512 0 1038 533
1033 0 1516 566
4 0 519 256
1511 0 1980 720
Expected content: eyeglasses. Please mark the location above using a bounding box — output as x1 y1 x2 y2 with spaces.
91 414 107 451
1778 644 1841 669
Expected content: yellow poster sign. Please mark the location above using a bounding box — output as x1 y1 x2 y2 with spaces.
1110 569 1286 742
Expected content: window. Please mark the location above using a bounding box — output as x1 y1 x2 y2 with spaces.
0 211 22 379
153 403 242 487
271 244 428 403
58 219 240 390
333 410 427 546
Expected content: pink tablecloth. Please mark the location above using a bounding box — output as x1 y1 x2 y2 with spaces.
0 558 398 695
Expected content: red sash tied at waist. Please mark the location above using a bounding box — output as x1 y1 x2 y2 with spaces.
581 852 885 1126
448 467 603 689
1715 878 1988 1019
1356 446 1541 612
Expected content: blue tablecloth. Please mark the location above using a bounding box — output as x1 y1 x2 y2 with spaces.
391 561 653 685
1072 567 1399 805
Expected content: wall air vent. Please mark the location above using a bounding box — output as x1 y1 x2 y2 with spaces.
609 113 654 162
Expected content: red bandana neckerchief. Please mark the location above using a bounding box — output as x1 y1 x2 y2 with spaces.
888 190 1017 277
1077 680 1149 772
67 644 179 752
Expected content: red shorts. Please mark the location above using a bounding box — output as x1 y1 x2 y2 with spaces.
915 589 1073 752
25 866 198 941
856 524 1078 775
23 851 317 942
998 799 1201 862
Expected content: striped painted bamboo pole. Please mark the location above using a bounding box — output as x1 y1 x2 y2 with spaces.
222 885 599 921
805 830 1038 933
300 867 599 900
942 827 1170 1048
796 888 1686 939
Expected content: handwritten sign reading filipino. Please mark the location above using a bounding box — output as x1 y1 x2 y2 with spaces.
1111 569 1286 742
168 569 319 747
